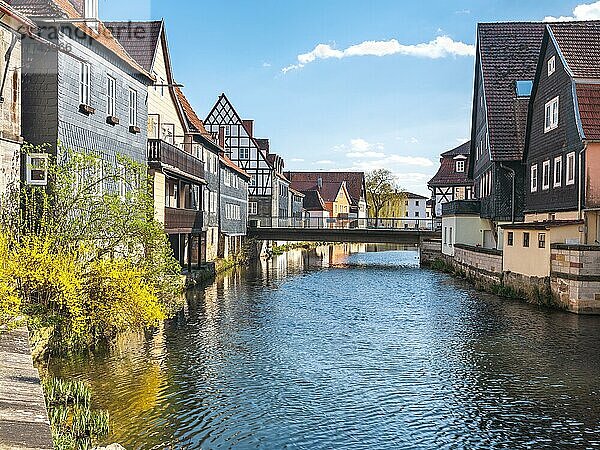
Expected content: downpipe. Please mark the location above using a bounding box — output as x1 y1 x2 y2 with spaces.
579 143 587 243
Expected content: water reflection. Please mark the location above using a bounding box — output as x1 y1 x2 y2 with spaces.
47 245 600 449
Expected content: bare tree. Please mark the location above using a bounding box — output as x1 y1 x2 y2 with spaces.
366 169 396 226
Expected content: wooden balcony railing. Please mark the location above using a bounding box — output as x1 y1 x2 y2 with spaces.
147 139 205 180
165 207 203 233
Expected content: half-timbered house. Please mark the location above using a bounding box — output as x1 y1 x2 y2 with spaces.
204 94 285 225
428 141 473 218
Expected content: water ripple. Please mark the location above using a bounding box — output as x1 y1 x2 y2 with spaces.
48 247 600 449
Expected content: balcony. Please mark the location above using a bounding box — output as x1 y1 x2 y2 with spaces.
442 200 481 216
147 139 205 181
165 207 203 233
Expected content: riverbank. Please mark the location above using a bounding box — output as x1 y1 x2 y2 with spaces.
0 327 53 449
419 239 600 313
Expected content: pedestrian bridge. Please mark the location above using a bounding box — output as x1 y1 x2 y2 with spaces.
248 217 441 245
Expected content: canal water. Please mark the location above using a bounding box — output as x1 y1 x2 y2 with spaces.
48 245 600 449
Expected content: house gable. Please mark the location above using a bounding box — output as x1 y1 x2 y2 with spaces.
204 94 273 198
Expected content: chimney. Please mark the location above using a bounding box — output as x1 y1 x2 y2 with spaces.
218 126 225 148
242 120 254 137
84 0 99 31
317 176 323 190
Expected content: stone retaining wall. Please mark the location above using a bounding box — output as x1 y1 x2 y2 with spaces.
551 244 600 314
453 244 503 285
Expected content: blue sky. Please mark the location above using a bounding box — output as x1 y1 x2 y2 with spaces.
101 0 595 196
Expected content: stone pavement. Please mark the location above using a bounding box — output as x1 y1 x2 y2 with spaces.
0 327 53 450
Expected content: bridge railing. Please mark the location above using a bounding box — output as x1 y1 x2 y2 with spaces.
250 217 437 230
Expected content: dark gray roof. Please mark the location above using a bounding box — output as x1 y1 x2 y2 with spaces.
441 141 470 157
476 22 546 161
104 20 163 72
7 0 65 17
405 192 428 200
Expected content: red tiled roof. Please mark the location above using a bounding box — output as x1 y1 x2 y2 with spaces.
549 21 600 79
9 0 152 79
576 83 600 141
429 141 473 187
173 86 212 137
477 22 546 161
220 154 250 179
284 171 365 206
0 0 36 27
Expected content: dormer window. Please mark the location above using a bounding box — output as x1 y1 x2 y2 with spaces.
456 160 465 173
548 56 556 76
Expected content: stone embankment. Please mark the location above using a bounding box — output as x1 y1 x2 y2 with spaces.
0 327 53 449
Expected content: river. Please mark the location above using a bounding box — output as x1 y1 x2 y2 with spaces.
47 245 600 449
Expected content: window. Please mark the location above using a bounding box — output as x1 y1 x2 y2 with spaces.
456 160 465 172
128 88 138 126
106 75 116 117
530 164 538 193
239 147 249 159
554 156 562 188
444 226 447 244
507 232 514 246
25 153 49 186
544 97 559 132
415 211 420 217
449 227 453 246
523 232 530 248
548 56 556 76
566 152 576 186
249 201 258 215
542 160 550 190
538 232 546 249
79 61 90 106
415 200 420 206
250 175 256 186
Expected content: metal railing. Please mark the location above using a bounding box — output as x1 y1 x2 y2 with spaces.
147 139 205 180
249 217 436 230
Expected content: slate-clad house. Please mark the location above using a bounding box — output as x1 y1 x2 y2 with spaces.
13 0 152 184
107 19 206 268
428 141 473 218
219 154 249 259
466 22 546 249
502 21 600 277
0 2 33 200
285 171 368 225
204 94 286 225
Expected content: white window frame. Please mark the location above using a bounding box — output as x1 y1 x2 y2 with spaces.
544 97 559 133
106 75 116 117
249 201 258 215
542 160 550 190
25 153 49 186
239 147 249 160
566 152 576 186
79 61 90 106
554 156 562 188
548 56 556 76
530 164 538 193
128 88 138 127
455 160 465 173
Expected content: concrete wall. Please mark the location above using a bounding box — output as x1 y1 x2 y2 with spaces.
551 244 600 314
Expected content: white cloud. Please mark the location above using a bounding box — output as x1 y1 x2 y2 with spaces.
262 62 272 67
282 35 475 73
315 160 334 165
346 151 386 158
544 0 600 21
290 158 305 162
455 9 471 15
